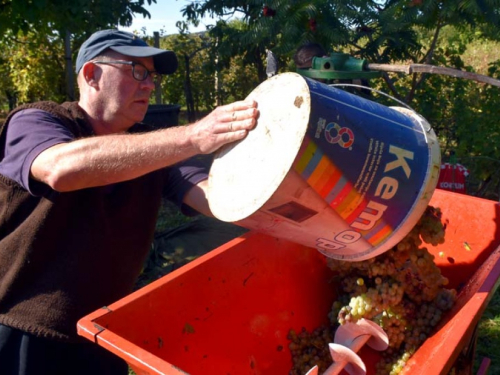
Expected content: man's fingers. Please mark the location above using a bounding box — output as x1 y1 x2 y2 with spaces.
224 117 256 133
224 107 258 123
193 100 259 154
216 99 258 133
222 129 249 143
225 99 258 112
223 100 257 119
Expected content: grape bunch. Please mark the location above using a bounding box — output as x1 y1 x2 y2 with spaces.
288 206 457 375
288 326 335 375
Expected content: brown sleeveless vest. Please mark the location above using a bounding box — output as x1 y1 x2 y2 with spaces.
0 101 165 342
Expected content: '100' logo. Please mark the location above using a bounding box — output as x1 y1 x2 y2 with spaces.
325 122 354 149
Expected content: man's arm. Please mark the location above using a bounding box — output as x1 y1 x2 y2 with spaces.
31 100 257 192
182 179 213 217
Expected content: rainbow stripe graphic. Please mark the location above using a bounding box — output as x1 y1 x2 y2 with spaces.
292 136 393 245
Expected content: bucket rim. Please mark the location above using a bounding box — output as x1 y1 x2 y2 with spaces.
208 73 312 222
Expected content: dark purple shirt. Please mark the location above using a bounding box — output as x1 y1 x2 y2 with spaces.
0 109 74 195
0 108 208 211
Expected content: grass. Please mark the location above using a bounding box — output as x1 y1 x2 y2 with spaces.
476 290 500 374
154 198 194 232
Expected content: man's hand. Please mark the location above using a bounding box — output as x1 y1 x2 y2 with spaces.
187 100 259 154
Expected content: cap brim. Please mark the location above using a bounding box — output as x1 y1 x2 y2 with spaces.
110 45 178 75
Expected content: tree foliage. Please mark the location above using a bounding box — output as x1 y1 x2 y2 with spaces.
176 0 500 109
0 0 156 36
0 29 66 107
0 0 158 106
177 0 500 197
139 21 261 123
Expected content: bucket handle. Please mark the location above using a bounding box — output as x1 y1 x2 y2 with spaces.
328 83 433 134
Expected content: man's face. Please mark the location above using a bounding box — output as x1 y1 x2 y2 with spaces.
92 53 157 133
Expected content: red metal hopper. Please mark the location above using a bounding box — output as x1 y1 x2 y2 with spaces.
77 189 500 374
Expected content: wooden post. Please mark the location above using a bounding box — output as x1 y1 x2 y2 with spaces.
65 30 75 101
154 31 162 104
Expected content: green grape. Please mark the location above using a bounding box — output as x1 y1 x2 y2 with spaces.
289 206 457 375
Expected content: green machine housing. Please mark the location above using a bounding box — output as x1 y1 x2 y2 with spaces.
297 51 382 81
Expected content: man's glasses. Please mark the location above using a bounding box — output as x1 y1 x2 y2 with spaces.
92 60 160 82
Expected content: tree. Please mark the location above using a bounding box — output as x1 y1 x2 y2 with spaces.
0 0 156 36
0 0 158 102
180 0 500 85
163 31 213 122
156 31 215 122
0 29 67 108
179 0 500 198
180 1 278 82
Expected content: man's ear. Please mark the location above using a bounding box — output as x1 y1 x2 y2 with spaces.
81 62 99 87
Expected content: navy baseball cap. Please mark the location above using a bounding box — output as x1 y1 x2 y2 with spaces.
76 29 178 75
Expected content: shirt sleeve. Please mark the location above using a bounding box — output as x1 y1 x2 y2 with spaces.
163 156 210 216
0 109 75 196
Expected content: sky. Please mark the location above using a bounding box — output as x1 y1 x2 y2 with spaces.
119 1 217 35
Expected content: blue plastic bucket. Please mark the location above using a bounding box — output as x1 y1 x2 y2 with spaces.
208 73 440 260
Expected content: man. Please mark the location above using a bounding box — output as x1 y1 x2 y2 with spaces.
293 42 327 69
0 29 258 374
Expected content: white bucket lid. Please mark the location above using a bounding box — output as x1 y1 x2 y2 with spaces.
208 73 310 221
